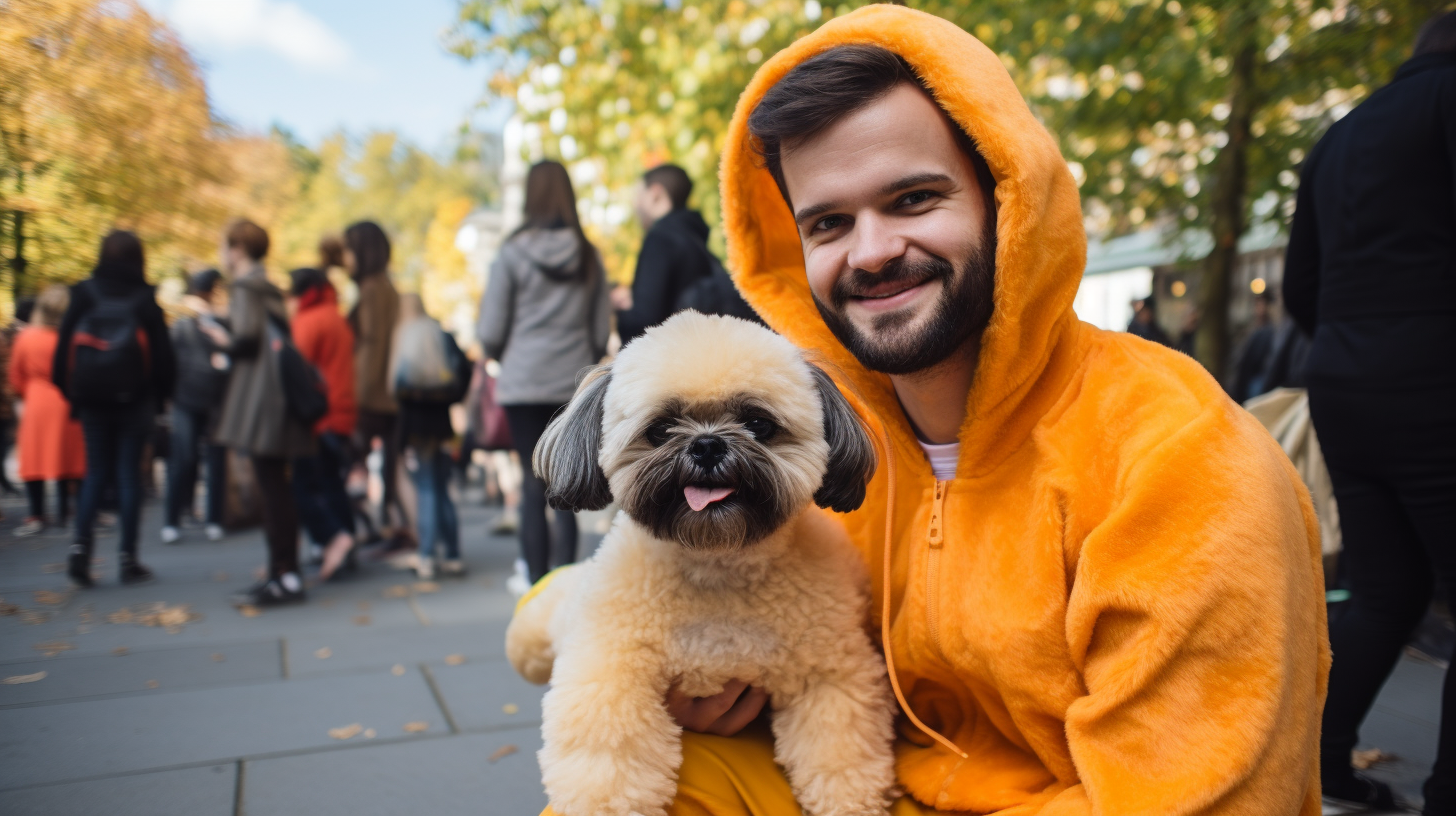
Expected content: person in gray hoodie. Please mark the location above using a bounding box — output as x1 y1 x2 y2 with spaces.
478 160 610 584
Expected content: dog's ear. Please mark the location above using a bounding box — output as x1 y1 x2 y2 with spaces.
808 365 877 513
533 366 614 512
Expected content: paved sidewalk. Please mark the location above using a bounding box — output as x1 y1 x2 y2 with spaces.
0 488 1445 815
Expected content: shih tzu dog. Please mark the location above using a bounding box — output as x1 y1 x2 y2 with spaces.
505 312 896 816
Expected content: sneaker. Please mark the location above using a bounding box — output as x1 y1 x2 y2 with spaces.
68 550 94 589
160 525 180 544
15 517 45 537
440 559 467 578
414 556 435 581
232 573 306 607
119 559 155 585
1322 771 1399 813
505 558 531 597
490 509 519 535
205 524 225 542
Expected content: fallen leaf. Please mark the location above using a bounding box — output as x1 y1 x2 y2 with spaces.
108 609 135 624
328 723 363 740
314 647 332 659
1352 748 1397 770
75 625 92 634
211 571 229 583
40 563 64 573
363 728 376 739
238 605 261 618
352 615 371 626
0 602 19 616
383 585 410 598
2 671 46 684
112 647 129 656
444 654 465 666
391 664 406 676
412 581 440 594
487 744 518 763
502 703 519 715
34 640 76 656
20 611 49 625
145 680 159 689
403 721 430 733
33 589 68 605
211 653 225 662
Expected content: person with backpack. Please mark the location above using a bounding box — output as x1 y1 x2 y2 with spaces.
288 266 358 581
213 220 316 607
478 160 611 586
391 294 471 580
162 269 231 545
52 230 176 587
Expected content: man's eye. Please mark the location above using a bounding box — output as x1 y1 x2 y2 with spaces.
899 190 934 207
743 417 778 441
645 420 673 447
812 215 846 233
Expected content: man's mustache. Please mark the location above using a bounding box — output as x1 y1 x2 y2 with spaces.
829 255 954 310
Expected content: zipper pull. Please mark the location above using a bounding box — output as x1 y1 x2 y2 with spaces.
928 480 945 548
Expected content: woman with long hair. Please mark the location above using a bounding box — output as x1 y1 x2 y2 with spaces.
478 160 611 588
52 230 176 587
10 285 86 535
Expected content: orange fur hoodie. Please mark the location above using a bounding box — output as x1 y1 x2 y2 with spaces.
721 6 1329 814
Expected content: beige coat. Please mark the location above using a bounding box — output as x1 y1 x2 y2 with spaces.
350 272 399 415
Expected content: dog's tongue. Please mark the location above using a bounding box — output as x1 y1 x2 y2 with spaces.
684 486 735 512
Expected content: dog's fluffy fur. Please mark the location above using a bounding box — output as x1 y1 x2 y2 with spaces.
506 312 896 816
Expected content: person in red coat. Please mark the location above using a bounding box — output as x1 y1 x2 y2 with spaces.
10 285 86 535
288 267 358 580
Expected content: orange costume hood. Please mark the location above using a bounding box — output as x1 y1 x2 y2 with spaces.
722 6 1329 815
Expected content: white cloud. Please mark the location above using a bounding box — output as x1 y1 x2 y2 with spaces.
165 0 353 71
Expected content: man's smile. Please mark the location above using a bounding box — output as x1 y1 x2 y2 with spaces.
846 275 937 314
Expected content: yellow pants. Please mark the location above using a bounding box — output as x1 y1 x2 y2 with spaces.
539 723 941 816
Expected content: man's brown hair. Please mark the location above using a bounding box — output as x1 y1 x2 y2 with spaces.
226 219 270 262
747 45 995 210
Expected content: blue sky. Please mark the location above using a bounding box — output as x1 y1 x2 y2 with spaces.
139 0 510 150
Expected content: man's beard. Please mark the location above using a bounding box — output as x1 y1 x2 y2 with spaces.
813 233 996 376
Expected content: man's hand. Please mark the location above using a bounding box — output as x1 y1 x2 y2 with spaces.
610 285 634 312
666 679 768 737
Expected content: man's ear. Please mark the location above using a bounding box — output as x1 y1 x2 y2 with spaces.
808 365 877 513
533 366 614 512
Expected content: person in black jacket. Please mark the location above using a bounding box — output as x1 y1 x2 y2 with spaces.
52 230 177 588
162 269 230 545
612 164 715 344
1283 13 1456 814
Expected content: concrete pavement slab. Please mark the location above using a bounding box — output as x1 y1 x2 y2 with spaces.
427 657 544 732
0 639 281 706
0 763 236 816
285 619 507 678
0 667 445 788
243 727 546 816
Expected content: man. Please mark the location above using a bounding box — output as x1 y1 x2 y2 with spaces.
1126 296 1172 346
1229 291 1276 404
1284 11 1456 814
162 269 230 545
613 163 716 343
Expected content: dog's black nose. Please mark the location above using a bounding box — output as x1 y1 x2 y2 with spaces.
688 435 728 470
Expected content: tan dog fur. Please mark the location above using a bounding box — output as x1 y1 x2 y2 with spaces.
506 313 896 816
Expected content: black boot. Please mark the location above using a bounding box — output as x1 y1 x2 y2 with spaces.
119 555 154 585
68 549 94 589
1323 769 1399 812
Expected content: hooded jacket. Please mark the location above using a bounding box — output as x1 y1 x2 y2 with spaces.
293 284 357 438
477 227 611 406
616 207 715 343
721 7 1328 814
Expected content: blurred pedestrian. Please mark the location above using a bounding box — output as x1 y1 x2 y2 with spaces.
613 164 716 344
214 220 315 606
1229 291 1277 403
344 221 406 537
288 266 358 581
1125 296 1171 346
1174 308 1200 357
53 230 176 587
391 293 471 580
0 317 18 500
162 269 231 545
478 159 610 585
1284 11 1456 813
11 285 85 535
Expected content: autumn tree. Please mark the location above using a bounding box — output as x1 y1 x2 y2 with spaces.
0 0 229 297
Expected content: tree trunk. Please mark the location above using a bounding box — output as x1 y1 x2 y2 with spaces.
10 207 26 303
1196 12 1258 382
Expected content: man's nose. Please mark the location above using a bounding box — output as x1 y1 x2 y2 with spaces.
689 435 728 470
844 213 907 275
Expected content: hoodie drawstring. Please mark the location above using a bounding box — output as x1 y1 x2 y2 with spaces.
877 422 969 761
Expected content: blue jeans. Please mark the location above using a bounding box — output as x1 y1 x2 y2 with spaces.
75 401 153 557
165 406 225 527
292 431 355 545
407 444 458 560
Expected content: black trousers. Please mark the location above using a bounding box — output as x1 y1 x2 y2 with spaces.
26 479 76 522
251 456 300 579
292 432 354 545
503 403 577 583
1311 385 1454 814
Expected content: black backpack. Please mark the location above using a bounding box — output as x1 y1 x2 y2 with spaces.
674 246 763 325
67 289 152 404
267 315 328 427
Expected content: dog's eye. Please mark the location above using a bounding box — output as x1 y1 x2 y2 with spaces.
743 417 777 441
645 419 673 447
